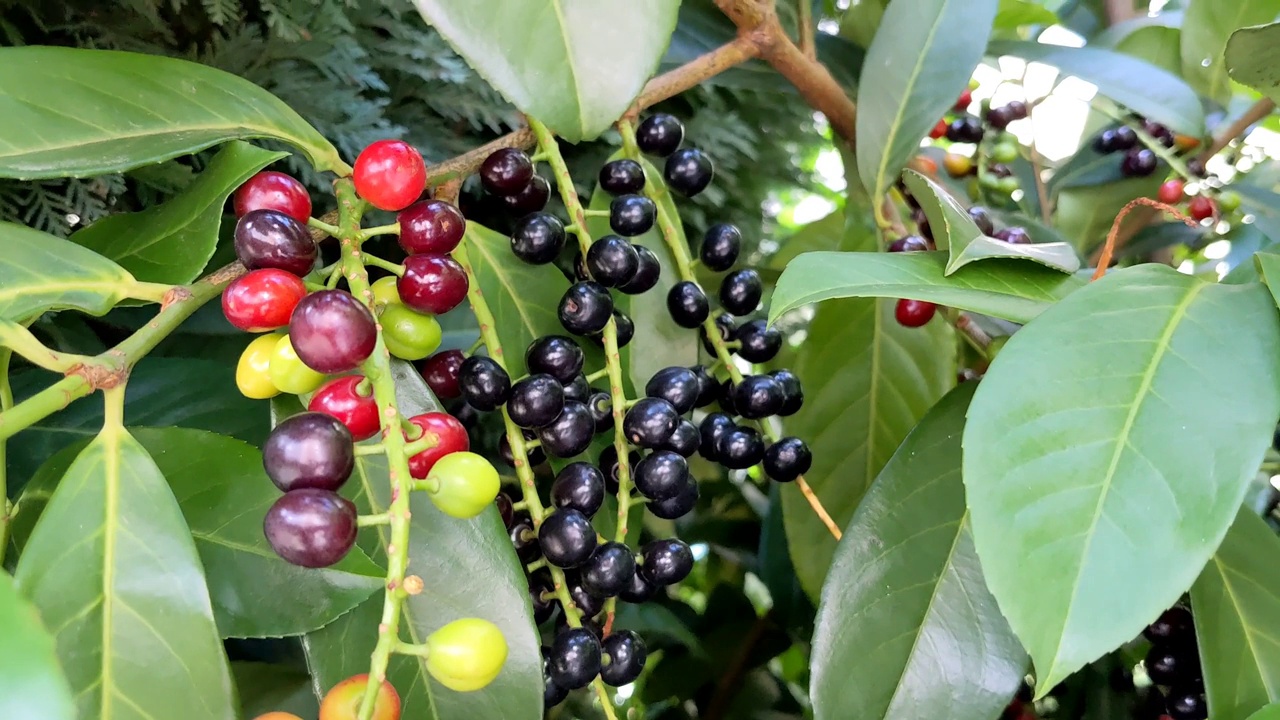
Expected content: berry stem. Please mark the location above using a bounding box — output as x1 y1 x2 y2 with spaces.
0 348 11 566
307 217 342 237
394 641 432 658
357 512 392 527
361 254 406 277
0 319 92 373
358 223 401 241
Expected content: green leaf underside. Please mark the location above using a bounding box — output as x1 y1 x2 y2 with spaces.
1227 22 1280 114
856 0 999 207
811 384 1027 720
70 141 286 285
962 265 1280 694
0 571 75 720
14 427 236 720
988 40 1205 136
0 220 135 321
902 170 1079 275
769 251 1086 325
410 0 680 141
1182 0 1280 105
1249 705 1280 720
0 46 346 178
233 662 320 719
1192 509 1280 720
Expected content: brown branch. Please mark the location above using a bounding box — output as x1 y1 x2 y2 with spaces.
633 36 761 113
1198 98 1275 161
797 0 816 60
1092 198 1196 279
1029 145 1053 224
1102 0 1138 25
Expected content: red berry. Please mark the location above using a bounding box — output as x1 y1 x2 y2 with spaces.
398 200 466 255
1188 195 1216 221
406 412 470 478
954 89 972 112
353 139 427 212
234 171 312 224
222 269 307 332
929 119 948 140
420 350 465 399
289 290 378 374
309 376 381 441
1157 179 1185 205
398 255 468 315
895 298 937 328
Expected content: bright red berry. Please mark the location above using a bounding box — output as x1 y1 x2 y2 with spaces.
353 139 427 212
222 269 307 332
929 119 948 140
398 200 466 255
1157 179 1185 205
234 171 312 223
406 412 470 479
1188 195 1216 222
420 350 465 399
895 298 937 328
953 89 972 112
309 376 381 441
398 255 469 315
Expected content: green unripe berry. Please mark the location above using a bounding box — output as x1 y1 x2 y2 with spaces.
1218 190 1241 213
979 172 1001 190
380 303 442 361
996 176 1020 195
371 275 401 308
425 618 508 692
991 142 1018 164
269 334 326 394
425 452 501 519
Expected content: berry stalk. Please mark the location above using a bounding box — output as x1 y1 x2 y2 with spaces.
0 348 11 565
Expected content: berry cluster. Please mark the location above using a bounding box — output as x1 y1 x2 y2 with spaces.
1089 118 1179 178
1141 605 1207 720
927 86 1029 199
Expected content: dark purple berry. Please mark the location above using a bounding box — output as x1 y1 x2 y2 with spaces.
636 114 684 157
481 148 534 196
263 412 354 492
234 209 316 276
264 488 357 567
598 159 646 195
288 290 377 374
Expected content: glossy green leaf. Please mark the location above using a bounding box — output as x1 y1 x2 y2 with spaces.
1254 248 1280 309
1114 24 1183 75
0 46 346 178
769 251 1087 326
233 662 320 719
903 170 1079 275
410 0 679 142
989 40 1205 136
1192 509 1280 720
1047 139 1128 196
0 221 136 321
995 0 1057 29
1227 22 1280 112
14 425 236 720
1055 176 1163 252
1182 0 1280 105
0 570 75 720
1248 705 1280 720
855 0 999 206
70 142 286 285
963 265 1280 694
811 384 1027 720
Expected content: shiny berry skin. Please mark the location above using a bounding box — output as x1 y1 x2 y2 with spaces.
691 365 718 408
1092 129 1118 154
667 281 709 328
640 539 693 586
888 235 930 253
370 276 400 309
353 139 426 211
537 401 595 458
942 152 973 178
649 479 698 520
586 235 639 287
423 451 499 519
1166 688 1207 720
234 209 317 276
548 626 602 690
543 675 567 709
564 374 591 403
718 426 765 469
986 105 1015 130
420 349 465 399
264 489 357 567
770 369 804 416
425 618 508 692
480 148 535 196
635 114 685 157
236 334 281 399
733 374 784 419
406 412 470 479
929 119 948 139
1187 158 1208 177
234 171 312 223
610 194 656 237
1120 147 1158 177
701 223 741 271
586 391 613 433
309 376 380 441
1112 125 1138 150
954 88 972 111
510 516 540 562
704 312 734 354
994 227 1031 245
617 571 655 606
264 412 355 492
1188 195 1216 221
609 311 635 348
664 148 714 197
719 269 762 316
645 366 700 414
398 200 465 255
717 378 738 415
735 319 782 362
398 254 468 315
526 335 585 384
552 462 606 516
564 573 606 618
1144 644 1193 686
599 446 642 494
968 206 995 235
662 420 700 458
945 116 984 144
764 437 812 482
1158 179 1185 205
318 673 401 720
500 429 546 468
600 631 647 686
269 334 326 395
380 303 443 361
599 159 646 195
458 355 511 411
633 450 689 500
581 542 636 598
289 290 378 374
559 281 614 335
1144 606 1193 645
895 298 937 328
502 175 551 215
539 508 598 568
510 213 566 265
222 268 306 332
624 397 680 448
617 245 661 294
507 374 565 429
1144 120 1176 147
699 412 735 461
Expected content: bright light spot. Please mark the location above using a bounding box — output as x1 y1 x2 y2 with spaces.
793 195 838 224
814 148 846 191
1149 0 1170 11
1269 474 1280 491
1216 261 1230 279
1177 259 1196 274
615 684 635 702
818 19 839 34
1203 239 1231 260
691 543 709 561
1040 25 1086 48
1201 58 1212 68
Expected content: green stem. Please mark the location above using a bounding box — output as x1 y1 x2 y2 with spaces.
125 281 175 304
361 254 406 277
308 217 342 237
0 349 11 565
358 513 391 527
359 223 401 240
0 320 92 372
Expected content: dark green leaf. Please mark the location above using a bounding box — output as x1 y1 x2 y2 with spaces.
1255 248 1280 308
963 265 1280 694
14 426 236 719
1055 176 1163 252
1182 0 1280 105
69 142 285 285
0 570 75 720
856 0 999 206
1249 705 1280 720
0 220 136 321
811 384 1026 720
0 46 347 178
1192 509 1280 720
1228 22 1280 106
233 662 320 719
1047 140 1128 196
410 0 680 141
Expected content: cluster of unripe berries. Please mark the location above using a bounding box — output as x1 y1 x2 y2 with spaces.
1155 176 1241 225
928 87 1029 198
1140 605 1207 720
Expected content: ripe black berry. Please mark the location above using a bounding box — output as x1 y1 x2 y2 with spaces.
704 312 734 355
735 319 782 363
1145 645 1194 686
609 311 635 348
888 235 930 253
618 244 661 295
718 426 765 469
537 401 595 458
1166 688 1207 720
548 626 602 690
770 369 804 416
610 194 656 237
698 412 735 461
645 366 701 414
551 462 606 516
581 542 636 598
499 429 546 468
619 571 656 604
599 445 642 494
640 538 693 586
716 378 738 415
719 269 762 316
633 450 690 500
1121 148 1157 177
995 227 1031 244
563 374 591 403
600 631 647 686
624 397 680 448
559 281 614 335
529 571 555 624
598 159 646 195
1144 606 1193 645
458 355 511 411
733 374 784 419
664 148 713 197
565 573 606 617
691 365 718 408
507 374 565 429
539 508 598 568
701 223 741 271
968 206 995 235
1144 120 1175 147
648 479 698 520
496 492 515 528
1093 129 1118 154
667 281 710 328
510 515 540 562
635 114 684 157
263 412 355 492
662 419 700 458
502 174 551 215
945 116 984 144
289 290 377 374
234 209 317 276
264 489 358 568
586 236 639 287
511 213 566 265
526 335 584 384
586 391 613 433
764 437 812 482
480 147 534 196
986 105 1014 130
543 673 567 708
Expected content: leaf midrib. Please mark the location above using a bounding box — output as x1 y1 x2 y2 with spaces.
99 432 120 720
547 0 587 133
1213 555 1280 701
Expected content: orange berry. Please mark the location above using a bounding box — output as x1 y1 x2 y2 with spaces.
320 674 402 720
907 156 939 176
942 152 973 178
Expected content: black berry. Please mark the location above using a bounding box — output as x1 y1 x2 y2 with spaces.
458 355 511 411
645 366 701 414
662 419 700 458
770 369 804 416
718 426 765 469
598 159 646 195
691 365 718 408
733 374 784 419
764 437 812 482
529 571 555 624
735 319 782 363
510 515 540 562
667 281 710 328
586 236 639 287
581 542 636 598
502 174 551 215
698 413 735 461
600 631 647 686
537 400 595 458
263 412 355 493
968 206 995 235
716 377 738 415
719 269 762 316
548 627 602 690
510 212 566 265
609 311 635 348
633 450 690 500
664 148 714 197
564 572 606 617
701 223 741 271
640 538 693 586
551 462 606 517
526 335 585 384
1145 645 1194 686
610 194 656 237
995 227 1031 245
945 116 984 144
1121 148 1157 177
539 508 598 568
499 429 546 468
1166 688 1207 720
599 445 642 494
234 209 316 276
480 148 534 196
703 312 735 355
507 374 566 429
636 114 684 157
618 244 661 295
1145 606 1194 645
543 673 567 708
648 479 698 520
559 281 614 335
586 391 613 433
624 397 680 448
563 374 591 403
619 571 656 604
888 235 930 253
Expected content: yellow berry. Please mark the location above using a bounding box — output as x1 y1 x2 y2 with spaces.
269 334 327 395
236 334 282 399
426 618 508 692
